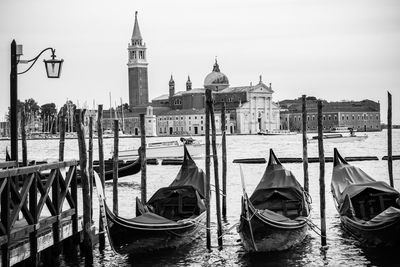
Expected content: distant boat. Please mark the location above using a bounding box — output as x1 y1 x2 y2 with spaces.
257 130 297 136
119 137 212 159
330 126 357 133
237 149 311 252
94 145 206 254
331 148 400 247
308 133 368 143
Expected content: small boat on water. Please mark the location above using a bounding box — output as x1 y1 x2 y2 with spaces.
94 145 206 254
92 157 141 181
331 148 400 247
308 133 368 143
237 149 311 252
257 130 297 136
119 137 210 159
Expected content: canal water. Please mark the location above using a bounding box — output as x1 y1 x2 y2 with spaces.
1 130 399 266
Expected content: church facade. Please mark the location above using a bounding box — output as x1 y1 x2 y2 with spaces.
120 12 280 136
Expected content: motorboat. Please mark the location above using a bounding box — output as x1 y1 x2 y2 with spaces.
308 133 367 143
119 137 212 159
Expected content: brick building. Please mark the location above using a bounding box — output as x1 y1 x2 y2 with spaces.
279 97 381 132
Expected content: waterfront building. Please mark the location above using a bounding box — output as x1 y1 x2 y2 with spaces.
104 12 281 137
152 62 280 135
279 97 381 132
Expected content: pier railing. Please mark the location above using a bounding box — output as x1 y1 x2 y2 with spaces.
0 160 79 266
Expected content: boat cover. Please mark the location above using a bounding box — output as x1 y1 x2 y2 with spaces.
168 145 206 197
127 212 178 225
258 209 303 224
332 149 400 216
147 145 206 214
250 150 304 205
364 207 400 225
332 159 399 205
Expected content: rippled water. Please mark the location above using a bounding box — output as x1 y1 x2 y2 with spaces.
1 130 399 266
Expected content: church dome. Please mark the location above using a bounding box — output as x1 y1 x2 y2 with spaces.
204 60 229 91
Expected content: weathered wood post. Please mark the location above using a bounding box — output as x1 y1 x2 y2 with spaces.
208 90 223 249
387 91 394 187
302 95 309 192
89 117 94 221
113 119 119 215
140 114 147 203
97 105 106 247
221 102 227 218
21 109 28 166
29 168 39 266
59 107 66 162
74 109 93 252
317 100 327 246
0 175 10 267
205 89 211 250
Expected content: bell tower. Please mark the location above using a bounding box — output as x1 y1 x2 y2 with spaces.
128 11 149 107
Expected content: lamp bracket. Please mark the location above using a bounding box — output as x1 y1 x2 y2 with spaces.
17 47 55 75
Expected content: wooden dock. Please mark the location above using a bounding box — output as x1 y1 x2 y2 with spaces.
0 160 88 266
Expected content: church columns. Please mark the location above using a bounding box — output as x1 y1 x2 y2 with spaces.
248 96 252 133
269 97 272 131
264 97 268 131
254 97 258 133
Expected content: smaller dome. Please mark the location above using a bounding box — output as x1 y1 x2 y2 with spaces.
204 60 229 91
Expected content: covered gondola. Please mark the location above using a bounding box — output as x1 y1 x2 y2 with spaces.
331 148 400 247
94 145 206 254
238 149 311 252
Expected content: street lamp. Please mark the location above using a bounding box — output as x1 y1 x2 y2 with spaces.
10 39 64 161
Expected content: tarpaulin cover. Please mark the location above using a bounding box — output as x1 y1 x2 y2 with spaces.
146 145 206 217
331 149 400 217
331 157 399 205
250 150 304 205
365 207 400 225
168 146 206 197
127 212 178 225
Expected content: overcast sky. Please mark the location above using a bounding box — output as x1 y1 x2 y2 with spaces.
0 0 399 123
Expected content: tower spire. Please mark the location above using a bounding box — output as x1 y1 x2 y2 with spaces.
186 75 192 91
131 11 142 43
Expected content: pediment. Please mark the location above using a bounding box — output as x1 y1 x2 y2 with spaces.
249 83 274 94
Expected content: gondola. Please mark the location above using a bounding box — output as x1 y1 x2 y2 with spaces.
94 145 206 254
93 157 141 181
238 149 311 252
331 148 400 247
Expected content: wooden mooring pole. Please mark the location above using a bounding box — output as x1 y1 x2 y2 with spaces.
317 100 327 247
89 117 94 221
140 114 147 203
302 95 309 192
97 105 106 248
21 109 27 166
74 109 93 252
221 103 227 218
208 90 223 249
387 91 394 187
113 119 119 215
59 107 66 162
205 89 211 250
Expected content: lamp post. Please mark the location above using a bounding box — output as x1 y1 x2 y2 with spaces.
10 39 63 161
